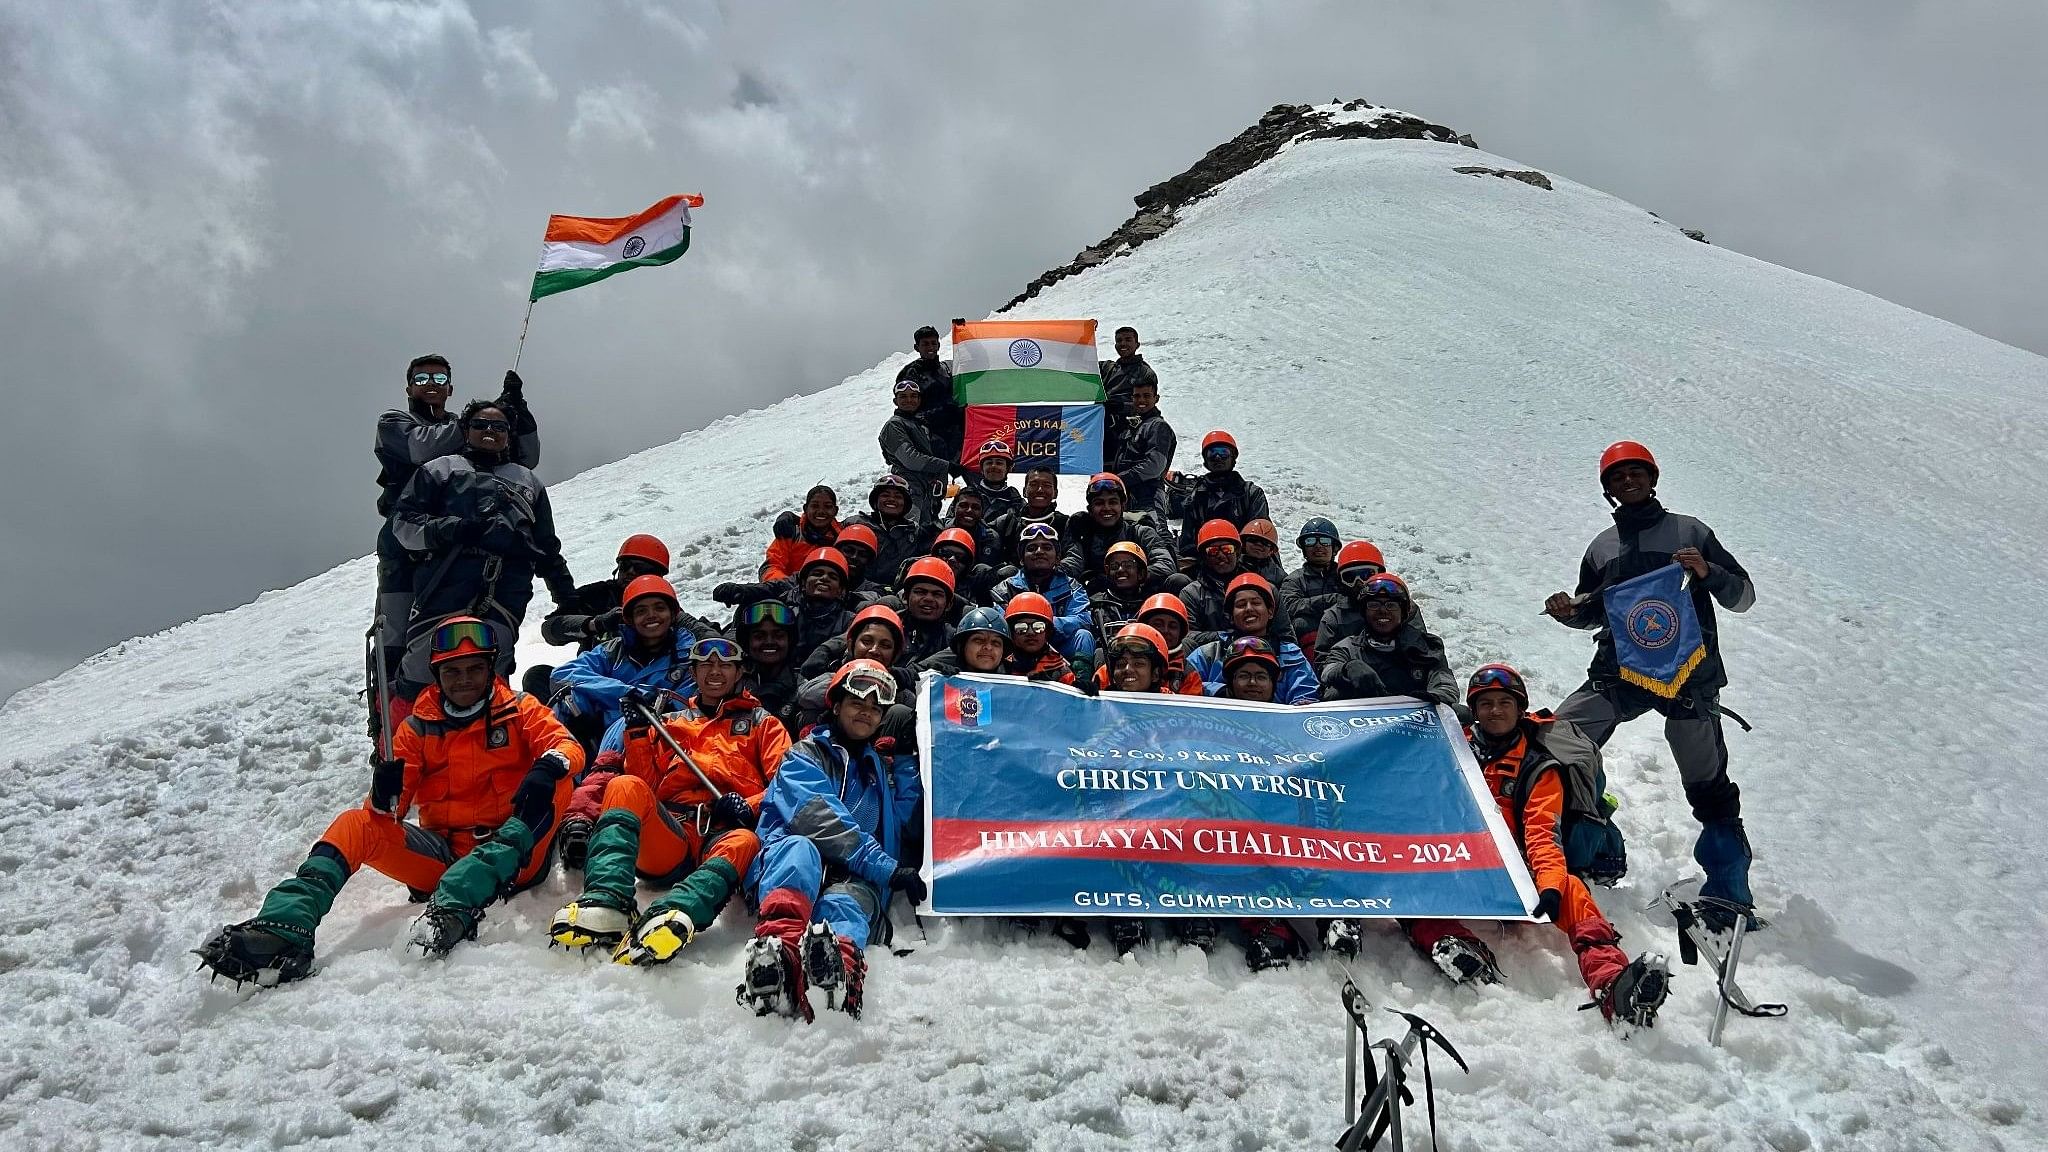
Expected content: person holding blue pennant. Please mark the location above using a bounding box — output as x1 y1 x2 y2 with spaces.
1544 441 1758 928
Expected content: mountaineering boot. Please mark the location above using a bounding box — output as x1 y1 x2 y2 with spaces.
1174 918 1217 952
550 899 633 951
613 909 698 967
800 921 867 1018
1243 922 1306 972
1693 820 1756 930
554 817 593 871
738 934 809 1021
1430 935 1503 986
1322 919 1362 960
1110 919 1147 956
408 902 481 958
1052 918 1092 951
193 921 315 988
1597 952 1671 1029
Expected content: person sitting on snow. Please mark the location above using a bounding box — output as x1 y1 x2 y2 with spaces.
1177 519 1249 633
931 525 1002 606
736 599 802 724
883 557 960 666
194 619 581 985
879 378 952 527
1175 430 1270 558
761 485 842 583
1135 593 1206 695
1317 573 1460 711
919 606 1011 677
1238 518 1289 587
523 533 679 702
548 575 700 758
827 522 890 601
714 547 858 667
991 469 1067 565
1313 540 1421 655
961 440 1025 524
1001 593 1082 684
1279 517 1343 661
991 523 1096 672
1186 574 1320 704
549 632 791 966
1060 473 1177 594
1087 541 1162 641
844 474 936 580
1392 666 1668 1027
740 659 923 1020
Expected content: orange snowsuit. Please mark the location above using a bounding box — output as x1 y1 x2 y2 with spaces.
577 691 791 883
761 519 841 583
1092 665 1205 695
320 682 582 892
1479 721 1604 932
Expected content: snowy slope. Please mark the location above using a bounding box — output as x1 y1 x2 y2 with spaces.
4 104 2045 1148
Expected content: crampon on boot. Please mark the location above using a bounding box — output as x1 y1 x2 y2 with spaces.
738 934 810 1022
612 909 697 967
193 921 314 988
1322 918 1362 960
549 899 633 952
408 903 480 958
1110 919 1147 956
1175 918 1217 953
1429 935 1504 986
1594 952 1671 1030
1052 918 1092 951
801 921 867 1019
1243 922 1306 972
555 818 593 872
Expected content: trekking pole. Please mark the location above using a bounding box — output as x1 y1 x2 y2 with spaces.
627 695 721 796
366 617 393 761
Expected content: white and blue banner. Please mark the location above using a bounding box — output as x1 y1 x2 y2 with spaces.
918 675 1538 920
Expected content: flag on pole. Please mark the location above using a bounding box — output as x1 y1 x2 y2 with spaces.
530 194 703 301
952 319 1106 405
1604 564 1707 698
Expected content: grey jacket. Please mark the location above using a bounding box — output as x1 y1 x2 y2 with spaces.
1564 499 1754 695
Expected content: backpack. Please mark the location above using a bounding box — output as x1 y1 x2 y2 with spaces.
1507 712 1627 885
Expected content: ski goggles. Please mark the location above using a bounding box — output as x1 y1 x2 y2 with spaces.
429 618 494 659
1086 477 1126 498
690 637 743 663
1337 564 1385 589
741 601 794 627
1018 522 1060 544
978 440 1013 459
1009 619 1051 637
892 378 923 395
1469 665 1523 695
411 371 451 386
1359 574 1409 602
1202 444 1235 461
837 668 898 707
1224 635 1279 667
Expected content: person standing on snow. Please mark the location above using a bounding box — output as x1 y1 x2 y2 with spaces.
740 659 923 1021
389 400 576 702
1175 430 1270 559
896 324 962 468
371 357 537 711
194 619 581 985
550 633 790 966
1099 325 1159 419
1544 441 1758 928
1109 376 1176 523
879 379 953 527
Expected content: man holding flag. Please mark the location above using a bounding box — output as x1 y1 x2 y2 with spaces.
1544 441 1757 927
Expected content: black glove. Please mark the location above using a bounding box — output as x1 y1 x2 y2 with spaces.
458 517 487 545
1077 675 1101 697
772 510 800 541
712 582 746 606
1533 888 1562 922
585 607 622 641
707 793 755 832
622 688 660 726
426 515 467 548
369 756 405 814
512 751 571 831
501 369 524 399
889 866 929 904
556 817 592 870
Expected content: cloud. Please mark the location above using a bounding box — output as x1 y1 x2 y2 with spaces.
569 83 659 152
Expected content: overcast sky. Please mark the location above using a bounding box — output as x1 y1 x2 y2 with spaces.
2 0 2043 701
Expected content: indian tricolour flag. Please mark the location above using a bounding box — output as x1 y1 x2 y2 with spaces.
530 194 703 301
952 319 1106 405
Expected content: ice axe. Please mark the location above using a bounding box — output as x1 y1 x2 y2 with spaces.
625 694 723 798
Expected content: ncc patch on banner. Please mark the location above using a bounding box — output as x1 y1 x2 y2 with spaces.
917 674 1539 920
961 404 1105 475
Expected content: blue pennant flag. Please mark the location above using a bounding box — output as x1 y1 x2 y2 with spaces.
1604 563 1706 699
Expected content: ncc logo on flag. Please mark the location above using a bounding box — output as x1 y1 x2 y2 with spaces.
943 684 991 727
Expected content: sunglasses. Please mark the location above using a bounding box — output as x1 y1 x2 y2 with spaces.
468 418 511 433
1202 541 1239 555
1202 445 1234 460
411 371 450 386
431 618 493 654
1299 535 1338 550
1009 619 1051 636
691 637 743 662
742 600 794 627
838 670 898 707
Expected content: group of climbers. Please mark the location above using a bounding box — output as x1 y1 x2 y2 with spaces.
197 335 1754 1037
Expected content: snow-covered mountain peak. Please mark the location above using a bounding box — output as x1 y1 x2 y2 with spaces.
2 102 2043 1148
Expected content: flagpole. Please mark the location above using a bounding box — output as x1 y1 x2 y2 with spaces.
512 297 537 370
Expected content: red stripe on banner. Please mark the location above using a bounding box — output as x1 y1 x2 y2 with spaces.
933 818 1504 874
961 405 1020 468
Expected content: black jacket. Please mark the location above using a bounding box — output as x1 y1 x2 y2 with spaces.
1099 355 1159 418
991 508 1070 566
878 412 951 522
1318 619 1459 706
1060 512 1178 590
1110 410 1176 515
1280 564 1343 653
375 394 536 517
1564 500 1754 696
390 448 573 625
843 510 937 588
1177 471 1271 555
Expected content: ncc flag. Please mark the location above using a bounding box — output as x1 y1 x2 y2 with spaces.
942 683 991 727
1605 564 1706 699
962 404 1105 475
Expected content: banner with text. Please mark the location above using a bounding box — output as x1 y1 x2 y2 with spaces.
918 674 1538 919
961 403 1105 474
